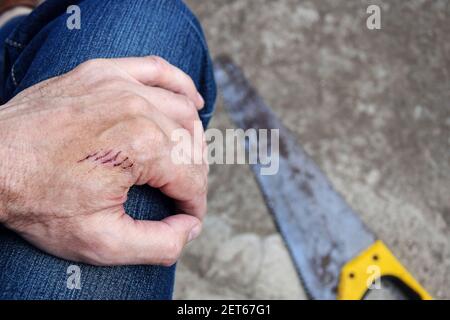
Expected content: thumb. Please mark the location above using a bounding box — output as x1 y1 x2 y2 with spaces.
94 212 202 266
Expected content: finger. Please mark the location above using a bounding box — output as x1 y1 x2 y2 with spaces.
150 157 208 221
124 117 208 220
123 83 202 134
174 193 208 222
137 90 206 159
98 212 202 266
149 126 207 220
110 56 204 109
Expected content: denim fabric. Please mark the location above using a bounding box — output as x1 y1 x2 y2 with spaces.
0 0 216 300
0 15 26 90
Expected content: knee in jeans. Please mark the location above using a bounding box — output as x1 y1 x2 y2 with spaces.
112 0 200 31
89 0 207 54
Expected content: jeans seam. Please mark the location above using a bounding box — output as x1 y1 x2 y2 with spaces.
132 0 209 53
5 38 24 49
11 64 19 87
200 110 215 117
178 10 209 56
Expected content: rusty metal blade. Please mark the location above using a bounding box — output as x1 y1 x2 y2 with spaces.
214 56 376 300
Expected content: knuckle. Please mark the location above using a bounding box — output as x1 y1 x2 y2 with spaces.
128 117 155 137
76 58 107 74
148 56 168 79
148 124 168 146
128 118 167 156
181 96 198 119
160 238 183 267
147 56 168 76
122 94 150 114
72 59 119 85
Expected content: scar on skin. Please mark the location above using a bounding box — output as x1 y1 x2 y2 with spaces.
77 151 99 163
94 149 113 161
77 150 134 170
101 151 121 164
114 157 128 167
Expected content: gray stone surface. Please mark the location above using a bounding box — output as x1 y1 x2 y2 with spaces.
175 0 450 299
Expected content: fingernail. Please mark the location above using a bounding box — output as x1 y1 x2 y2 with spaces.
197 92 205 109
188 224 202 242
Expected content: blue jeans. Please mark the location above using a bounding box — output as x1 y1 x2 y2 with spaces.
0 0 216 300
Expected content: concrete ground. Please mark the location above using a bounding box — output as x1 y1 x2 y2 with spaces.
175 0 450 299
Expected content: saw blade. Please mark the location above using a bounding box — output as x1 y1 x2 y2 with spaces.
214 56 376 300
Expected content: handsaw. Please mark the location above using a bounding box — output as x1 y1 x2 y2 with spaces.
214 56 431 300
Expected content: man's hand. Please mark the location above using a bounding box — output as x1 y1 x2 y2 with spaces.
0 56 207 266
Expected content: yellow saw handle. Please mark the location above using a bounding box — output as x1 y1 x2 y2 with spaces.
337 240 432 300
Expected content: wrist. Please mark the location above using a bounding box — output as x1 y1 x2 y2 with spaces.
0 196 6 224
0 124 13 224
0 147 7 224
0 169 8 225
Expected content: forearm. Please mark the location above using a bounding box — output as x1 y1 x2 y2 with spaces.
0 136 9 224
0 117 18 225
